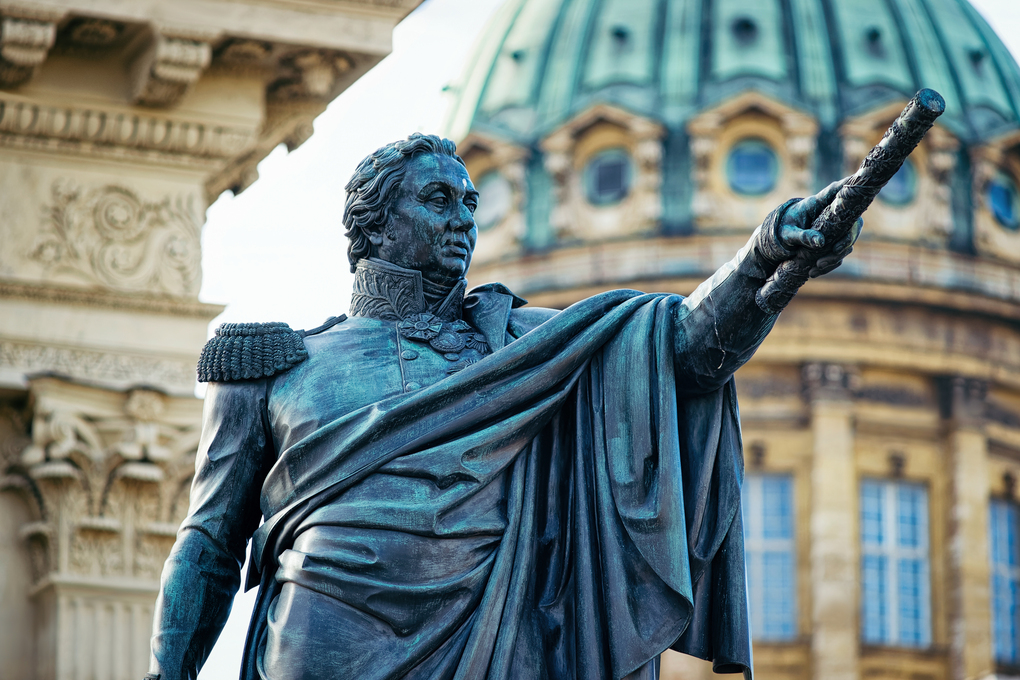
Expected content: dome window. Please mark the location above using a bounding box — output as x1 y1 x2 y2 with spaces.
584 149 632 205
988 172 1020 231
727 139 779 196
877 159 917 206
732 17 758 46
474 171 513 231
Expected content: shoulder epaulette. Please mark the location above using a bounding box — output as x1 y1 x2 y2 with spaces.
197 322 308 383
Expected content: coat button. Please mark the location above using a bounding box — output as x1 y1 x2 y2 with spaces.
401 349 418 360
404 382 421 392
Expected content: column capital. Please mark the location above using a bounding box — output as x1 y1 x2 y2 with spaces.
802 362 859 402
941 376 988 428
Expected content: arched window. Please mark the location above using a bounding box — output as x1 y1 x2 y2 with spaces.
878 159 917 206
583 148 632 205
988 171 1020 231
727 139 780 196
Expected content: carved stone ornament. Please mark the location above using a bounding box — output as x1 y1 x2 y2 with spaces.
31 180 202 298
0 339 196 393
130 34 212 107
0 16 56 87
269 49 354 101
0 377 201 585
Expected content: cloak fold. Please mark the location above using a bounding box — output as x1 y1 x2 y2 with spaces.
243 289 752 680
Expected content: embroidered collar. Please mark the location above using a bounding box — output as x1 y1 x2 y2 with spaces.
349 258 466 322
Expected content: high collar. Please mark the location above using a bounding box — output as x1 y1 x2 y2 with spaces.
349 258 466 322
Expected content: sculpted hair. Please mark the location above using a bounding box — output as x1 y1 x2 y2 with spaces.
343 133 464 272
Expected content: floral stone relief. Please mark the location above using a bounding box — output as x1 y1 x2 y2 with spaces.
31 180 202 298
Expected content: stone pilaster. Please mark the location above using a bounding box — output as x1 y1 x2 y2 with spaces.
0 376 201 680
942 377 994 680
804 362 860 680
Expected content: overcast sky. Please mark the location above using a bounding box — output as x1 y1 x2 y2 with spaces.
194 0 1020 676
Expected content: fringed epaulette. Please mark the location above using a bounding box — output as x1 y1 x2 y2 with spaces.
197 322 308 383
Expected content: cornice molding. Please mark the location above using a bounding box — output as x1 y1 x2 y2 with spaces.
0 279 223 319
0 92 259 159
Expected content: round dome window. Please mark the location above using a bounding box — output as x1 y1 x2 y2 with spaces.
988 172 1020 232
878 159 917 206
583 149 632 205
474 171 513 230
727 139 779 196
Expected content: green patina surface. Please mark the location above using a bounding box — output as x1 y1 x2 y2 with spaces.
444 0 1020 144
830 0 914 93
712 0 787 82
581 0 659 90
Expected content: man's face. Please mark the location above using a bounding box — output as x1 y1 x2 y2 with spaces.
372 153 478 285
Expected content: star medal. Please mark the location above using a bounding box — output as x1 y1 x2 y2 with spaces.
398 313 442 341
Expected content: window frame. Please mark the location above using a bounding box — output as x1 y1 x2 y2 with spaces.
991 497 1020 666
859 478 933 649
742 472 798 642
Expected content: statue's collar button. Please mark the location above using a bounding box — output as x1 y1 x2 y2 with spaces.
400 349 418 360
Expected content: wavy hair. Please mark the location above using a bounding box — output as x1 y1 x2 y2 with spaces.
343 133 464 272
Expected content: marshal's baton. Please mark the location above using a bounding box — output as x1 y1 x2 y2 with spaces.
755 88 946 314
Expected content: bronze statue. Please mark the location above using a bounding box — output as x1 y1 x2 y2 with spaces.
147 91 942 680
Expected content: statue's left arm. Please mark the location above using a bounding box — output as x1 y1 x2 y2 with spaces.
672 180 860 395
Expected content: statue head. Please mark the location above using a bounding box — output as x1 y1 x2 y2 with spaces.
343 133 478 285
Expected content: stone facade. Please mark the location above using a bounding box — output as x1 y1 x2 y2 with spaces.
0 1 420 678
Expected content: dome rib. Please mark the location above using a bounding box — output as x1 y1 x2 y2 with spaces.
445 0 1020 144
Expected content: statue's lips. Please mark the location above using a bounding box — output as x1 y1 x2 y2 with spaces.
443 244 469 258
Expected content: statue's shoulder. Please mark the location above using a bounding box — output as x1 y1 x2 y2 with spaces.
197 316 346 383
508 305 560 336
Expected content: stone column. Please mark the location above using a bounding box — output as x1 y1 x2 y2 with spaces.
1 377 202 680
804 363 859 680
943 377 993 680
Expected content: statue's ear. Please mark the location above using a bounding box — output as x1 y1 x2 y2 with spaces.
364 221 385 246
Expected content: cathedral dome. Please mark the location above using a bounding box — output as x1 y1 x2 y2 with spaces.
447 0 1020 314
447 0 1020 145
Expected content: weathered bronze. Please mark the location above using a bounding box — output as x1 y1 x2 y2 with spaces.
147 108 939 680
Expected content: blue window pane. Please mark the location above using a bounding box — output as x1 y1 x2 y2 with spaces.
897 485 924 548
762 476 793 539
862 554 887 643
897 559 926 646
878 160 917 206
583 149 632 205
988 173 1020 231
861 482 884 546
743 473 797 641
991 499 1020 663
727 139 779 196
762 551 796 638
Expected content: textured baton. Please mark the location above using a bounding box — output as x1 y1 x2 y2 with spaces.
755 88 946 314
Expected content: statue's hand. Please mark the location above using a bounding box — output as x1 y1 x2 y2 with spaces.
777 179 863 278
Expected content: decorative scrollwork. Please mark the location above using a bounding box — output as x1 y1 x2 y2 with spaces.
31 181 202 298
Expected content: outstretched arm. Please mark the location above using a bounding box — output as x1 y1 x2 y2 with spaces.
673 180 861 396
148 380 274 680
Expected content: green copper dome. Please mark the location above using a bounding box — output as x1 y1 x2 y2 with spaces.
447 0 1020 143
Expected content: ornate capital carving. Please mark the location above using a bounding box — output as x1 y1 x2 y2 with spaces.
31 180 202 298
941 376 988 427
2 377 200 584
0 16 56 87
130 34 212 107
268 49 353 102
802 362 860 402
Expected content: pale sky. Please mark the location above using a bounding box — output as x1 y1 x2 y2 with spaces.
194 0 1020 676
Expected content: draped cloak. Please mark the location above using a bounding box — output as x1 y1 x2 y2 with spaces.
234 288 752 679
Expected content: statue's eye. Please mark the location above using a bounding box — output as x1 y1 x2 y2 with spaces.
427 194 448 211
464 199 477 214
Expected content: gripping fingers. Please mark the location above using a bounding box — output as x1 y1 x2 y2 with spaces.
809 247 852 278
780 224 825 250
